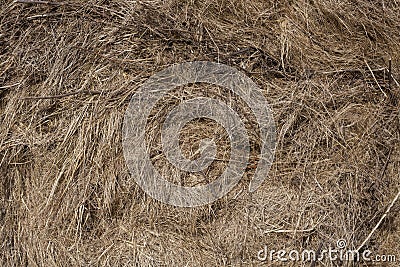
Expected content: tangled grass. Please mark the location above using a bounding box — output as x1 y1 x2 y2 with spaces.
1 0 400 266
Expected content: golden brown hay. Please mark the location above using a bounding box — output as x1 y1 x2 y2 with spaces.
1 0 399 266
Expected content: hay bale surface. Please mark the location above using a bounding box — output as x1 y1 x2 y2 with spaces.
1 0 399 266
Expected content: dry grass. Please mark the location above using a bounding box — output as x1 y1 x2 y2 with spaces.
1 0 400 266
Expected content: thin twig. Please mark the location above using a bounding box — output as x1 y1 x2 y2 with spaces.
264 228 315 234
20 90 104 100
319 67 385 75
357 188 400 252
204 26 220 63
387 58 400 87
381 146 393 181
392 75 400 88
0 83 20 89
27 12 68 19
365 60 387 97
367 146 393 192
14 0 66 5
388 58 392 92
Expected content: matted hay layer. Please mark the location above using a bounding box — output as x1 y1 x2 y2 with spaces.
1 0 400 266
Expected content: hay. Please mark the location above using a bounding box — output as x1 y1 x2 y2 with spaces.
1 0 399 266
